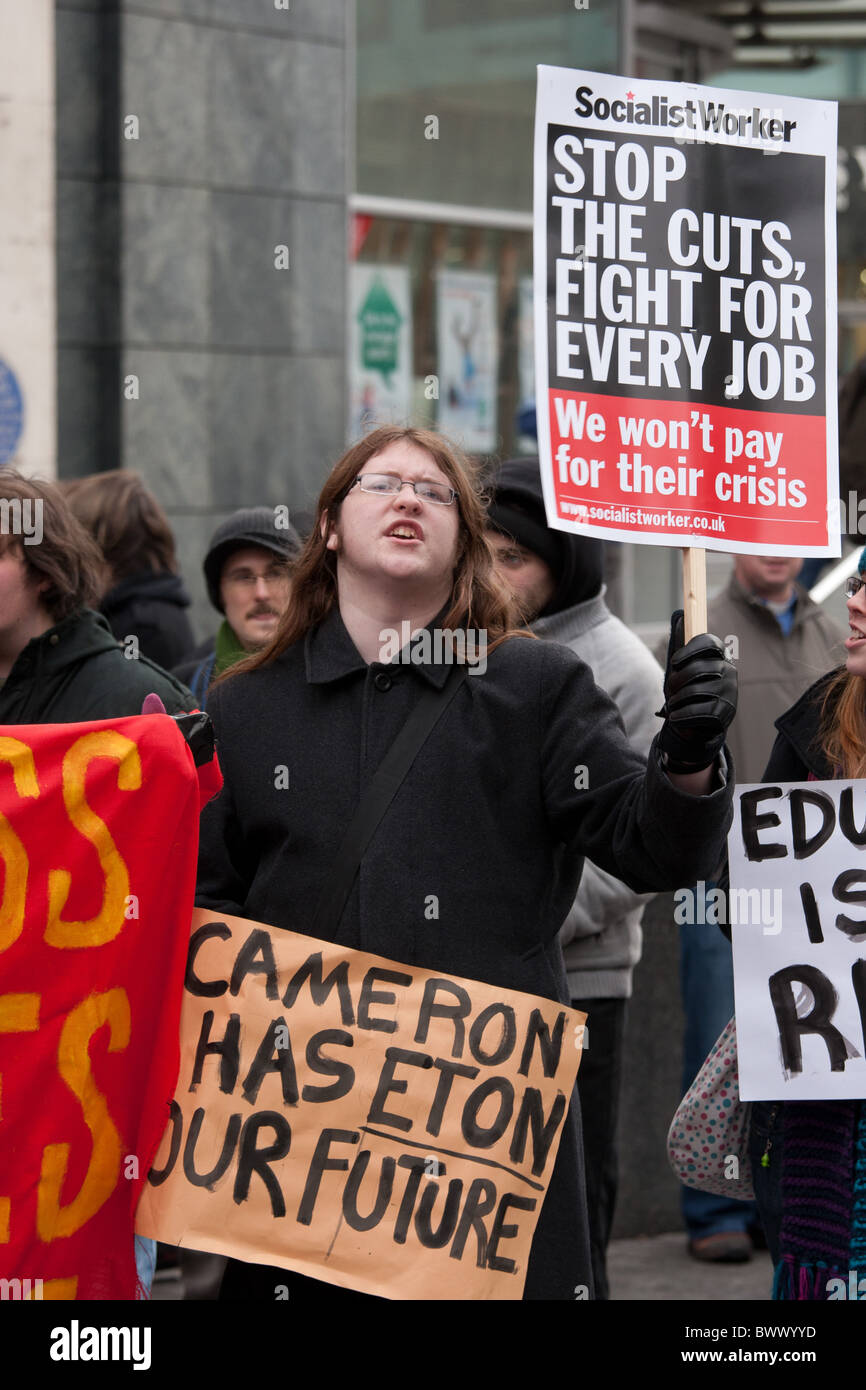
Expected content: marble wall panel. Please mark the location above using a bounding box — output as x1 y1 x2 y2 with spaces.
207 351 343 509
203 29 345 196
117 0 347 45
120 14 210 184
122 182 210 344
208 192 344 353
120 347 210 506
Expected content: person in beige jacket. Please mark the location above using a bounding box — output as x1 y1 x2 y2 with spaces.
676 553 844 1263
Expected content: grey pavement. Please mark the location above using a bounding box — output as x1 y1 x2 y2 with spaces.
609 1231 772 1300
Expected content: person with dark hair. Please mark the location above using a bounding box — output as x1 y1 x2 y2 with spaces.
195 424 738 1301
173 507 301 707
63 469 195 669
485 455 665 1300
0 471 195 722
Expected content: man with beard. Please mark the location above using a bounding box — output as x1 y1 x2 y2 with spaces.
174 507 301 707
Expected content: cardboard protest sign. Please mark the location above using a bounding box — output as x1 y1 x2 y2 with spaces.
729 781 866 1100
0 717 218 1299
533 66 838 556
136 909 584 1300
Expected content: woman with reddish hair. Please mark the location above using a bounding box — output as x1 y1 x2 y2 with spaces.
748 549 866 1298
196 425 737 1301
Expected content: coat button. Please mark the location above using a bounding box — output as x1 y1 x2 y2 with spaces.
374 671 392 692
49 634 59 645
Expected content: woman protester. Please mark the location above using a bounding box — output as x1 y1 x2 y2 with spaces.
747 547 866 1298
195 424 737 1300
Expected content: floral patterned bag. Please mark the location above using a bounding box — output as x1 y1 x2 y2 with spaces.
667 1016 754 1200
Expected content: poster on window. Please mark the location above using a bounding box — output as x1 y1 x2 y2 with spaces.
533 65 838 555
349 265 413 442
518 276 535 411
436 270 498 452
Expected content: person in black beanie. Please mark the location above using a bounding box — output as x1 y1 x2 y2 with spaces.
174 507 301 708
487 456 666 1299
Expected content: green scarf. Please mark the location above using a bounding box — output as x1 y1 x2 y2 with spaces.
214 619 250 677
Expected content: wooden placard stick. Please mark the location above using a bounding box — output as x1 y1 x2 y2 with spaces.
682 547 707 642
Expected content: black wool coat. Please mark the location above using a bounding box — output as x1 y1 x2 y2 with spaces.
196 607 734 1300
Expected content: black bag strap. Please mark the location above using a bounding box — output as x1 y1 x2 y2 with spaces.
311 663 469 939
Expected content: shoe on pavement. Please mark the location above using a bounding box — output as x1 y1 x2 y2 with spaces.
688 1231 752 1263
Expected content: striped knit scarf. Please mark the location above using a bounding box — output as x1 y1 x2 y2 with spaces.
774 1100 866 1299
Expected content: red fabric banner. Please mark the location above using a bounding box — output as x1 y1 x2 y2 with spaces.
0 715 220 1300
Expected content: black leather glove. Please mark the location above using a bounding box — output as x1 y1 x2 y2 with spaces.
141 695 215 769
657 610 737 774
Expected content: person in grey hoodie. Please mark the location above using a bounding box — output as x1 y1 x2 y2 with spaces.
486 455 664 1300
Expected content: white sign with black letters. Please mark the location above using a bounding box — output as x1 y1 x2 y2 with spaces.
533 65 838 554
729 780 866 1100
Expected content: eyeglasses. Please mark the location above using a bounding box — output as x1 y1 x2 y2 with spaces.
349 473 457 506
223 563 291 589
846 575 866 598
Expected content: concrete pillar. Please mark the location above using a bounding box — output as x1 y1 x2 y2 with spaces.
56 0 350 637
0 0 56 476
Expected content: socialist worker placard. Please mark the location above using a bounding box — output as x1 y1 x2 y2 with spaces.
533 66 838 555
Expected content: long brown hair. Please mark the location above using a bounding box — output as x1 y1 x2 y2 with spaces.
220 425 527 682
821 668 866 777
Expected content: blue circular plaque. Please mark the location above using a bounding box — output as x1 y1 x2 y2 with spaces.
0 359 24 464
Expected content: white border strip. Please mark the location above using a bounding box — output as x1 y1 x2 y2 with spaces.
350 193 533 231
809 546 861 605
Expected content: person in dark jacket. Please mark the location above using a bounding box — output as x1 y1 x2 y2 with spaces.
196 424 737 1301
0 471 195 722
743 668 837 1286
173 508 301 708
734 555 866 1299
63 469 195 671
